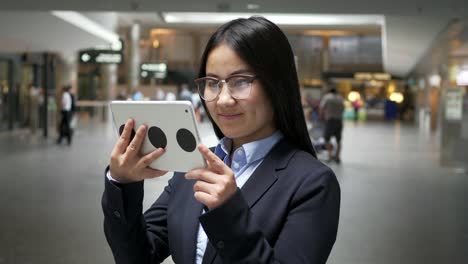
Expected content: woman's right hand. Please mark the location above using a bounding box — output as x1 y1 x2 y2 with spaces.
109 119 168 183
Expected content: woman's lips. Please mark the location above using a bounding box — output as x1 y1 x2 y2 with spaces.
218 113 242 120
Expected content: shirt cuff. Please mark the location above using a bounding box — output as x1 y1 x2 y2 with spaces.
106 170 121 183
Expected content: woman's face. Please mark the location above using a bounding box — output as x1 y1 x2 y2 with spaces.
205 44 276 149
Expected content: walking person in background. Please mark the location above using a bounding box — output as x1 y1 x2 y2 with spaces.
154 87 165 101
179 83 192 102
165 90 176 101
102 16 340 264
320 87 345 163
115 89 127 100
28 83 40 134
131 88 144 101
68 87 77 138
352 99 361 122
56 85 73 145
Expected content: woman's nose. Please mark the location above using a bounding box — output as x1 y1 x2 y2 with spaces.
216 85 235 105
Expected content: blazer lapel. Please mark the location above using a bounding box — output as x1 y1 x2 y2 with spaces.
241 139 295 208
201 240 217 264
181 179 205 264
201 139 296 264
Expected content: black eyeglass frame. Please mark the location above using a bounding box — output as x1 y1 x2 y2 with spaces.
194 74 257 101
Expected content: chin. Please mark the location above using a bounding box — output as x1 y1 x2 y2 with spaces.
219 127 244 139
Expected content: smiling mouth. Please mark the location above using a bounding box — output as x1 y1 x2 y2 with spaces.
218 113 242 119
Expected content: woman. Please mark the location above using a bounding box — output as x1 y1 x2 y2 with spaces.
102 16 340 264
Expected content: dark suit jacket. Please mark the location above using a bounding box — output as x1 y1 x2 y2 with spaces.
102 139 341 264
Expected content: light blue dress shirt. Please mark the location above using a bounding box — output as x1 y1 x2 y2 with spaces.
195 131 284 264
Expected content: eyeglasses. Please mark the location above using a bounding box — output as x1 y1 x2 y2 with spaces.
194 74 257 102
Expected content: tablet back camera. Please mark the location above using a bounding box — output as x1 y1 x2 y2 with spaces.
176 128 197 152
148 126 168 148
119 124 136 141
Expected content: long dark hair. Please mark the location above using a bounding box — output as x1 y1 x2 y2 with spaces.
197 16 316 158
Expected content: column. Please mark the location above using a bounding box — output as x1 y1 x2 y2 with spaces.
129 23 140 91
103 64 118 122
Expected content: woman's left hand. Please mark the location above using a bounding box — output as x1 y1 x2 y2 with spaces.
185 144 237 209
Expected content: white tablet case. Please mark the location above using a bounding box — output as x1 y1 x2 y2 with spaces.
110 101 206 172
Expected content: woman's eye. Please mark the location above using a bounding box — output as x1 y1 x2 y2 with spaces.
233 79 249 88
206 80 218 88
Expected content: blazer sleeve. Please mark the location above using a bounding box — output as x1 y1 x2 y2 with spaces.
199 168 340 264
101 168 173 264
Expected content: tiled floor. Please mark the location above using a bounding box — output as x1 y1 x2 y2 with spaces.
0 119 466 264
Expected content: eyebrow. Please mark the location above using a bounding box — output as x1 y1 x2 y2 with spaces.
206 69 254 78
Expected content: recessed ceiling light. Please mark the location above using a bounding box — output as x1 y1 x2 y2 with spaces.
247 4 260 10
457 69 468 86
51 11 120 46
162 13 384 26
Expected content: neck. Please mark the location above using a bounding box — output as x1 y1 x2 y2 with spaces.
231 127 277 152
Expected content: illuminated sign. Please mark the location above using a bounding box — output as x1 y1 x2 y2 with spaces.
79 49 123 64
95 53 122 63
141 63 167 72
140 63 167 79
445 89 463 121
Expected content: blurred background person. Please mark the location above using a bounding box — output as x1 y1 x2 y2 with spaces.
179 83 192 102
155 86 165 100
56 85 73 145
131 88 144 101
28 83 40 134
115 89 127 100
165 90 176 101
352 98 362 122
69 86 77 137
320 87 344 163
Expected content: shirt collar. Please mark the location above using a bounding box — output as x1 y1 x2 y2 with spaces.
214 137 231 164
213 131 284 167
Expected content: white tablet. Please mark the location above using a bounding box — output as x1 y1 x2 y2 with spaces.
110 100 206 172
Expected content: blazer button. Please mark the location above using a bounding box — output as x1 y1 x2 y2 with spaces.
113 211 121 218
216 241 225 249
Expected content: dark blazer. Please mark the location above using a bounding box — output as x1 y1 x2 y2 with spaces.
102 139 340 264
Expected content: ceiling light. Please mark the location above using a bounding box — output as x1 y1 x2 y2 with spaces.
162 12 384 26
389 92 404 103
247 4 260 10
303 30 352 36
457 69 468 86
429 74 441 87
51 11 120 47
150 28 176 36
152 39 160 49
348 91 361 102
